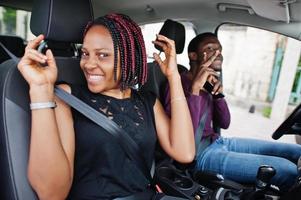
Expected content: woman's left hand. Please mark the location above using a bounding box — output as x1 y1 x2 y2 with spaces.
152 34 178 78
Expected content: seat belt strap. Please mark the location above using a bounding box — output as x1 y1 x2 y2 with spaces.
195 95 211 157
0 42 20 63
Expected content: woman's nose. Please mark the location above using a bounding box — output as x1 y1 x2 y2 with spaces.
84 56 98 69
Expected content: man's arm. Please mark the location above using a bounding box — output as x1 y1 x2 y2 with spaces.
212 97 230 129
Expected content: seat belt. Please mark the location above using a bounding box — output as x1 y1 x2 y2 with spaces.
0 42 152 182
194 95 211 157
0 42 20 63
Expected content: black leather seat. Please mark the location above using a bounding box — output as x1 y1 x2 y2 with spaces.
0 0 93 199
0 35 25 63
141 19 187 103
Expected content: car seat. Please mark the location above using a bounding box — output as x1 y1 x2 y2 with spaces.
141 19 187 103
0 35 25 64
0 0 93 199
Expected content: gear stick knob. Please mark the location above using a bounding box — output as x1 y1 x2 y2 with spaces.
255 165 276 190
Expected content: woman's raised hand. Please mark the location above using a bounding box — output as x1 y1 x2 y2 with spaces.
18 34 58 87
152 34 178 78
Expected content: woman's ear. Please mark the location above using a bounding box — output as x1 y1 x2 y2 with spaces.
188 52 197 62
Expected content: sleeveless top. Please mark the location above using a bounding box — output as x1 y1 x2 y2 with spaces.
67 85 157 199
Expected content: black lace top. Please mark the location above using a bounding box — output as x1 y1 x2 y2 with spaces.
67 85 157 200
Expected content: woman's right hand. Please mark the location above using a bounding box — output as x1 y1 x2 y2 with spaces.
152 34 178 79
18 35 58 88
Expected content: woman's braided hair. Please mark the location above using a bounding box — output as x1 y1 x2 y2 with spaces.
83 13 147 90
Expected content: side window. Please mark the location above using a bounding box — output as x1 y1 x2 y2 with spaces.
141 21 196 68
0 6 34 40
218 24 301 143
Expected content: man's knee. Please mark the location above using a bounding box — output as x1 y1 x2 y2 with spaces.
273 161 298 190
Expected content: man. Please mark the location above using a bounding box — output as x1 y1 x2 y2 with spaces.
164 32 301 191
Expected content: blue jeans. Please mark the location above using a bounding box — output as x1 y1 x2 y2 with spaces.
196 137 301 191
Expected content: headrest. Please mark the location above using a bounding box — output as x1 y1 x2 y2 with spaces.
45 40 76 57
30 0 94 43
155 19 185 54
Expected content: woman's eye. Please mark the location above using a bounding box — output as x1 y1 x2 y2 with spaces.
81 51 88 58
98 53 109 58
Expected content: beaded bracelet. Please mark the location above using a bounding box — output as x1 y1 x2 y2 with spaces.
30 102 57 110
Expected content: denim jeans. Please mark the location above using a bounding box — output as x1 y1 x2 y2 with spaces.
196 137 301 191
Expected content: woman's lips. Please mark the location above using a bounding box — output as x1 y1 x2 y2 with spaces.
86 73 104 84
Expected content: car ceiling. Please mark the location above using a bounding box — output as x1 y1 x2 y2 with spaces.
1 0 301 40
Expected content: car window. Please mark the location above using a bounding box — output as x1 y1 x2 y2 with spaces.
141 21 196 68
0 6 34 40
218 24 301 144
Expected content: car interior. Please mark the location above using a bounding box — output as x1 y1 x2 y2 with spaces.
0 35 25 63
0 0 301 199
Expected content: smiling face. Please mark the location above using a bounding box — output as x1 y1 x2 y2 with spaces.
197 36 223 71
80 25 121 94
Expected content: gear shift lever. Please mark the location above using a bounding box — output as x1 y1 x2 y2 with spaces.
255 165 276 191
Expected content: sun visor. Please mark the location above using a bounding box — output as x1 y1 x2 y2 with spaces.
247 0 298 23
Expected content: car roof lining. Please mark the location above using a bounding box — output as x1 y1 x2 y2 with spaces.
1 0 301 40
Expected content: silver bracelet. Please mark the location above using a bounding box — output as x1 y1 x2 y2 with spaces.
30 102 57 110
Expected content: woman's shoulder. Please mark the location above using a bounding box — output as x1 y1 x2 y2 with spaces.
135 89 157 107
58 83 88 96
57 83 71 93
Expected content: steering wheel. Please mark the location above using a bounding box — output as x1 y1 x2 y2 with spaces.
272 103 301 140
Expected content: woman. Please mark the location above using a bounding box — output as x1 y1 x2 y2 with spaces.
17 13 195 199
